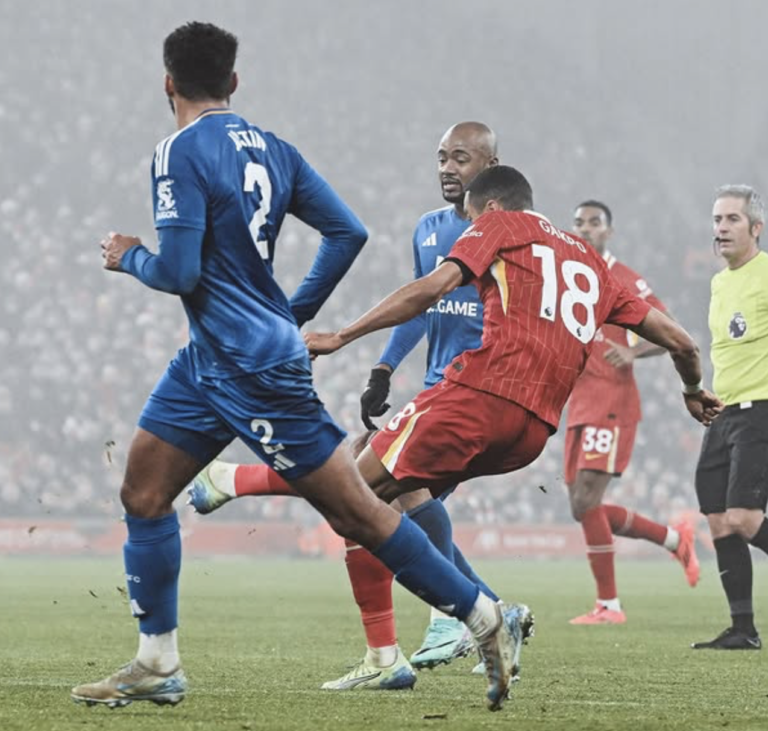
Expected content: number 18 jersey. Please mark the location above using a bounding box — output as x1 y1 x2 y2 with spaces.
444 210 651 430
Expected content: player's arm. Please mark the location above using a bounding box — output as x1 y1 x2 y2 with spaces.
305 261 465 356
287 158 368 327
102 227 203 295
627 307 723 425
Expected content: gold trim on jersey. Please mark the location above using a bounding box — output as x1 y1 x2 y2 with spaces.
381 408 431 474
490 258 509 315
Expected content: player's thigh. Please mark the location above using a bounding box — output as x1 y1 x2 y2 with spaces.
725 403 768 512
123 427 212 514
214 356 346 481
695 415 731 515
563 426 584 486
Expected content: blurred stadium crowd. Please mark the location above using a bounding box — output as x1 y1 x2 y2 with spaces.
1 1 763 528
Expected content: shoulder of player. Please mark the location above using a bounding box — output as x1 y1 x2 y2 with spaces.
416 205 455 228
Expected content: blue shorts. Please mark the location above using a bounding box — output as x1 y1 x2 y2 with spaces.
139 347 346 480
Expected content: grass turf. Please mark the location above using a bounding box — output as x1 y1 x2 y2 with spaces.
1 556 767 730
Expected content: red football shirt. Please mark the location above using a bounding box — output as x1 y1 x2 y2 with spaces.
566 252 666 427
443 210 651 430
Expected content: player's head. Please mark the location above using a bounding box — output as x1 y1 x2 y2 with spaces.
163 22 239 110
573 200 613 255
712 184 764 264
463 165 533 221
437 122 498 208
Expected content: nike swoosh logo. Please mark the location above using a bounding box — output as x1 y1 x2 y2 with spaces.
584 453 603 460
414 641 455 655
747 638 761 648
337 672 382 690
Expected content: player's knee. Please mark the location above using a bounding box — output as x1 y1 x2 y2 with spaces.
119 479 166 519
724 509 760 539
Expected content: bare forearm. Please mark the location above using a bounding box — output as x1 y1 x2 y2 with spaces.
338 280 441 347
630 308 702 386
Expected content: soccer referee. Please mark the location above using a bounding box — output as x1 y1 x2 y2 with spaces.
693 185 768 650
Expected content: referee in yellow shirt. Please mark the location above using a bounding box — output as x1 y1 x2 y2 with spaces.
693 185 768 650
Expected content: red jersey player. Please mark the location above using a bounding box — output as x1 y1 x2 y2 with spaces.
565 202 700 625
306 168 720 579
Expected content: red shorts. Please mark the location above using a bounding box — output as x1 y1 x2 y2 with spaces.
370 380 551 497
563 422 638 485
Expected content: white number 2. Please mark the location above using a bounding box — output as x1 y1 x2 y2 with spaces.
243 162 272 260
531 244 600 343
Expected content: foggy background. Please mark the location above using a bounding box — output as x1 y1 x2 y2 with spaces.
1 0 764 534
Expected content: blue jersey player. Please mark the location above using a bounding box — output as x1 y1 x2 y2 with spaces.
71 24 522 712
186 123 515 687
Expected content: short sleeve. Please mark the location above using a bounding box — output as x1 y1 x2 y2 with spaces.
606 285 652 327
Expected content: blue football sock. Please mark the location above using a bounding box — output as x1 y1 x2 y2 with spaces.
373 514 479 621
123 512 181 635
453 543 499 601
407 498 454 561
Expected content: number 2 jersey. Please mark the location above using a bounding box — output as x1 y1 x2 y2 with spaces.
566 252 666 427
151 108 364 378
444 210 652 431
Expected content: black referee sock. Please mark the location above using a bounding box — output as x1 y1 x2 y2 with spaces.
713 534 756 634
749 518 768 555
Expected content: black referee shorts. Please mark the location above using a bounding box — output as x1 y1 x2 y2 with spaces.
695 400 768 515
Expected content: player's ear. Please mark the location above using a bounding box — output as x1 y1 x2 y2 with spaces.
229 72 239 97
164 74 174 97
751 220 763 240
485 199 501 212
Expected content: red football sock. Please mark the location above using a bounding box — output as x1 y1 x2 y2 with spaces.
604 504 667 546
581 506 617 600
344 540 397 648
234 464 299 497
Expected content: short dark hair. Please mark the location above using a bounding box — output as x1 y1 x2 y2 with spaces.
465 166 533 212
163 22 238 101
574 200 612 226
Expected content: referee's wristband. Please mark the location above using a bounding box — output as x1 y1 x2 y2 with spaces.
682 381 703 395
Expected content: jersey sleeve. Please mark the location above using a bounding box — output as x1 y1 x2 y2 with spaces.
152 136 208 231
445 212 519 280
286 150 368 326
605 285 652 328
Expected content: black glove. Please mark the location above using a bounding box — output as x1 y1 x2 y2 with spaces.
360 368 392 430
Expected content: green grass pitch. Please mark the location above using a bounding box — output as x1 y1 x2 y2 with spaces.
2 557 767 731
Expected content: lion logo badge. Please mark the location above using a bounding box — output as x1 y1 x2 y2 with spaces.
729 312 747 339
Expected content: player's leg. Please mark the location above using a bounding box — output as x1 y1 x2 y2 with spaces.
693 405 767 649
72 353 232 706
566 452 625 624
225 363 520 709
290 443 517 709
348 385 546 695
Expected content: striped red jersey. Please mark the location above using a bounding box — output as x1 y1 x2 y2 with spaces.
566 253 666 427
443 210 651 430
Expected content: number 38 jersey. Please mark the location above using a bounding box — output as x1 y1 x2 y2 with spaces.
444 210 651 431
151 109 353 378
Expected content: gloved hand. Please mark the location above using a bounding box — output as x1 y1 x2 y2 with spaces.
360 367 392 430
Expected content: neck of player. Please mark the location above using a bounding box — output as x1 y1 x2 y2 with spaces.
174 98 230 130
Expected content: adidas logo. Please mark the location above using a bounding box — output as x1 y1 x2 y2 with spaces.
272 453 297 472
421 233 437 247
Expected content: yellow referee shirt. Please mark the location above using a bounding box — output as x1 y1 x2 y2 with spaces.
709 250 768 405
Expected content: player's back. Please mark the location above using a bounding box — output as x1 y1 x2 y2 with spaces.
445 210 649 429
152 111 315 377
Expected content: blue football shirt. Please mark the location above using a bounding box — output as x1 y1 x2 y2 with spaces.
380 206 483 387
149 109 364 377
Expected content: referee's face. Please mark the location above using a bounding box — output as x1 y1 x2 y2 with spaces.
712 197 761 267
